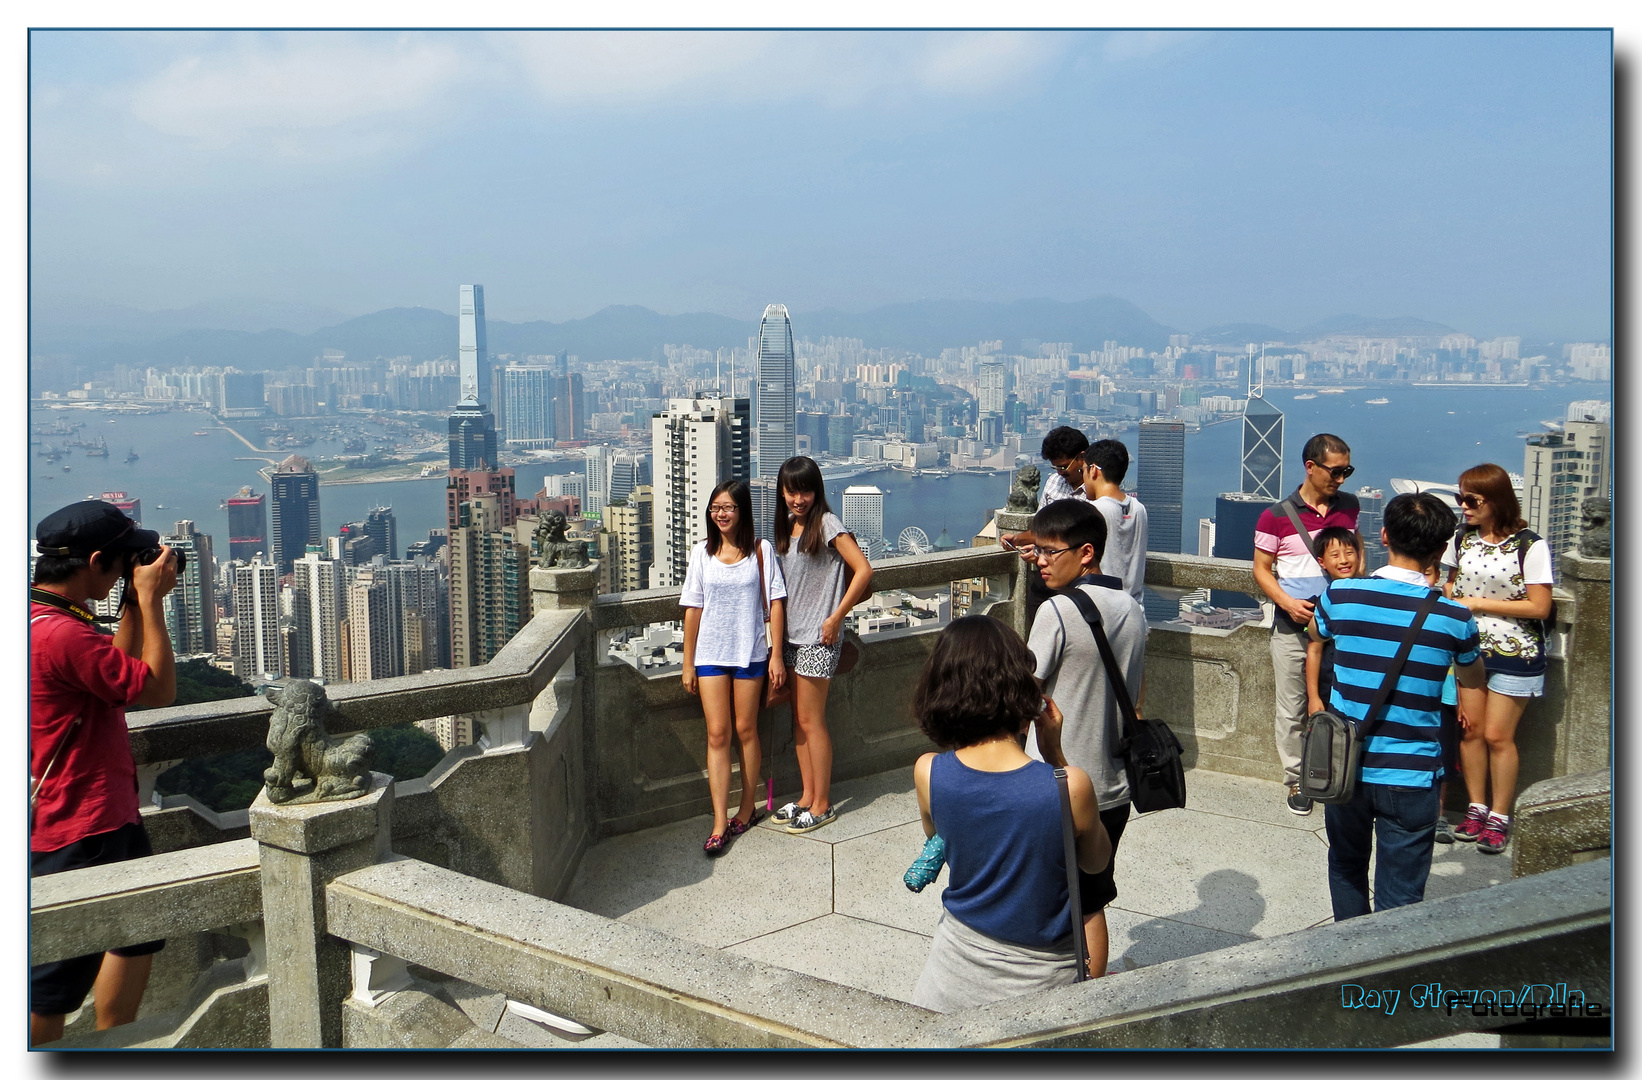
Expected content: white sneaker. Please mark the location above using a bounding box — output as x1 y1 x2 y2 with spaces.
772 801 806 823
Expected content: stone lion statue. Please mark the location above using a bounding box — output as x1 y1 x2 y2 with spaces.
1579 497 1611 558
263 680 373 804
534 509 590 568
1005 463 1041 512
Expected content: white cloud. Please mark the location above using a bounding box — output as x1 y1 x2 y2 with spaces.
1102 30 1204 63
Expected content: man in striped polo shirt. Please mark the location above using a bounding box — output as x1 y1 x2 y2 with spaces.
1311 492 1485 921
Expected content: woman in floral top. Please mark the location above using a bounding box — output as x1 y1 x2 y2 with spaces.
1439 463 1554 855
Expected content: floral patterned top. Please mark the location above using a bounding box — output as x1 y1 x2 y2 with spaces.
1441 528 1554 676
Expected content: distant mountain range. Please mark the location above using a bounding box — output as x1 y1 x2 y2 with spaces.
28 293 1463 386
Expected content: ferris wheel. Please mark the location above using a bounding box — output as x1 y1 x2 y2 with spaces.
897 526 932 556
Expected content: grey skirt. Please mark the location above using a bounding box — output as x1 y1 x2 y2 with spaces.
912 908 1078 1013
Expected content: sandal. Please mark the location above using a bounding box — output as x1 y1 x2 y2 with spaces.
703 832 728 856
728 811 764 836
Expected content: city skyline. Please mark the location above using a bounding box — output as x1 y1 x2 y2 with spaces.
27 30 1613 342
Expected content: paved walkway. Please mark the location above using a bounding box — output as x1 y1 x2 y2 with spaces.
565 765 1508 1046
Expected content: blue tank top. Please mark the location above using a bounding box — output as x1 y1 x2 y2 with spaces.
929 752 1072 949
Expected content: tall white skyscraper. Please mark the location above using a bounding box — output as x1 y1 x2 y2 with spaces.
841 485 885 559
650 395 751 587
977 362 1006 415
449 284 499 469
291 548 345 681
502 365 558 449
1523 413 1610 563
585 445 613 516
232 555 283 681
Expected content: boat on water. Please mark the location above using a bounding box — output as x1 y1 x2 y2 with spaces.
1293 393 1317 400
84 436 109 457
125 447 139 463
62 464 71 472
192 430 212 436
1366 397 1390 405
1317 388 1347 395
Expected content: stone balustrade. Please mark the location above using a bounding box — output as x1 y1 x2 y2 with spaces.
31 541 1610 1048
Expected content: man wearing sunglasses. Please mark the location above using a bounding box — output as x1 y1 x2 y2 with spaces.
1252 433 1362 816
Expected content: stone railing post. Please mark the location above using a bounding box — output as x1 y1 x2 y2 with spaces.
249 771 394 1048
1557 551 1610 775
532 563 600 614
993 505 1032 639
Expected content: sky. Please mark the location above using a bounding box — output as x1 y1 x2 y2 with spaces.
28 28 1615 340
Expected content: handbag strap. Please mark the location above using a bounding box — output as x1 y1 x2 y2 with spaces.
1057 587 1139 746
1275 493 1323 564
1054 766 1089 983
752 541 769 623
1357 588 1444 738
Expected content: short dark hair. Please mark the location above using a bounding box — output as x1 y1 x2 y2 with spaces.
1031 498 1107 566
1302 433 1350 466
1040 426 1089 462
32 555 92 585
704 480 755 557
1085 439 1130 486
1314 526 1364 575
913 616 1043 749
1383 493 1457 562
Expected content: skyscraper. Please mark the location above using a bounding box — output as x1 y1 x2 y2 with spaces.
1138 421 1185 554
269 455 321 575
1212 491 1269 608
161 520 216 656
1355 487 1388 571
585 445 613 516
1523 413 1611 563
1241 394 1284 500
603 486 655 593
365 506 398 562
977 362 1006 416
232 554 283 681
449 492 532 667
650 395 751 587
223 487 267 563
756 304 796 475
290 548 345 681
449 284 499 469
347 565 397 681
502 364 558 449
382 557 449 673
841 485 885 560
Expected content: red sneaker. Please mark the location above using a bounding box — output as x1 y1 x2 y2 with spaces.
1477 818 1510 854
1452 806 1489 842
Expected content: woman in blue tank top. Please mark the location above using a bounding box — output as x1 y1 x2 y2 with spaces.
910 616 1111 1013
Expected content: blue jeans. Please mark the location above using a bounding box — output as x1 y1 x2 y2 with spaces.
1323 781 1440 921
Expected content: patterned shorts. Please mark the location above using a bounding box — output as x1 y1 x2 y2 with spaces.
784 640 843 680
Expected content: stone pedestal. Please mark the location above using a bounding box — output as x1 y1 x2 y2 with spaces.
1558 552 1611 775
250 771 394 1048
531 564 600 613
994 505 1035 637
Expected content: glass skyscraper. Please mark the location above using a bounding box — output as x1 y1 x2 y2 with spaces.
1241 394 1284 500
449 284 499 469
1138 421 1185 555
756 304 796 476
269 455 321 575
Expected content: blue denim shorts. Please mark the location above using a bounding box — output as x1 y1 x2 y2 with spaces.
1487 671 1545 698
694 659 768 680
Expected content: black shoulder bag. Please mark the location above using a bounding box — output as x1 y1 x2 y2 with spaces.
1057 588 1187 813
1300 589 1442 805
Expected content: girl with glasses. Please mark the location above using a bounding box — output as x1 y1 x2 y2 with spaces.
770 457 874 834
1439 464 1555 855
680 480 787 856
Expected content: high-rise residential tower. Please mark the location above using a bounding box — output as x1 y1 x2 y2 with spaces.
269 455 321 575
1138 420 1185 554
161 519 216 656
290 548 345 681
602 486 655 594
841 485 885 559
1523 412 1611 563
232 554 283 681
585 445 613 516
365 506 398 562
449 284 499 469
449 491 532 667
224 487 268 564
649 395 751 587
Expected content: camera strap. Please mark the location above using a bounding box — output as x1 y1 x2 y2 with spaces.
28 587 110 624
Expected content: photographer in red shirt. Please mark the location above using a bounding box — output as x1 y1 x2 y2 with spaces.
30 501 178 1045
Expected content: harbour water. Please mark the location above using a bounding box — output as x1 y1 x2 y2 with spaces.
28 382 1610 560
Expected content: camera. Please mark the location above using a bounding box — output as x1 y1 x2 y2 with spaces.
131 546 186 575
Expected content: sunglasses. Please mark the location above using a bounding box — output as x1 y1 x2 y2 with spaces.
1309 462 1355 481
1050 458 1083 475
1458 493 1485 509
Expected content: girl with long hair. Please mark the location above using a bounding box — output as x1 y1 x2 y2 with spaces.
680 480 787 856
910 616 1111 1012
1440 463 1554 855
770 456 873 834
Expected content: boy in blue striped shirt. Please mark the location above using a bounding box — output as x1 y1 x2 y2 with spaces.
1311 492 1486 921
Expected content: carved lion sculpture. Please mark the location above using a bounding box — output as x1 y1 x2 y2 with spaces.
534 509 590 568
1005 463 1042 512
1579 497 1611 558
263 680 373 804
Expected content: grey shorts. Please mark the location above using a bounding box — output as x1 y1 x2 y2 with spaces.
784 640 843 679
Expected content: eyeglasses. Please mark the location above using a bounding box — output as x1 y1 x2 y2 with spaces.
1458 493 1485 509
708 505 737 517
1050 458 1082 475
1309 462 1355 481
1033 545 1076 562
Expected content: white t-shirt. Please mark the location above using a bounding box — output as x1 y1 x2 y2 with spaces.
680 539 787 669
1094 495 1149 605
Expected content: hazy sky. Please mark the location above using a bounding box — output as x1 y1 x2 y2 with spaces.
28 29 1613 339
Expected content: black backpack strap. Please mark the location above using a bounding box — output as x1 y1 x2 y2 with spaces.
1359 589 1444 738
1057 587 1140 746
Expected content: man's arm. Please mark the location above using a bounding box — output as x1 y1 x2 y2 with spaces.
1253 548 1314 624
127 548 177 708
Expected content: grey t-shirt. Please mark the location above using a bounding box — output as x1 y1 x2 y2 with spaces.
779 512 851 646
1094 495 1149 605
1026 576 1147 811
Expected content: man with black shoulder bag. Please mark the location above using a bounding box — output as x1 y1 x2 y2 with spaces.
1307 493 1487 921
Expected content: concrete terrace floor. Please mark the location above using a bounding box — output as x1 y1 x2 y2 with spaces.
565 765 1509 1048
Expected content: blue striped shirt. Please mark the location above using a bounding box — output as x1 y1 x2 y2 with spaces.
1313 569 1481 788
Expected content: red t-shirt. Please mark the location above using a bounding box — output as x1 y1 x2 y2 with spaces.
30 601 151 853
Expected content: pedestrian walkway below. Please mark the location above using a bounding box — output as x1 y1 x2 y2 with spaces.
565 765 1508 1048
